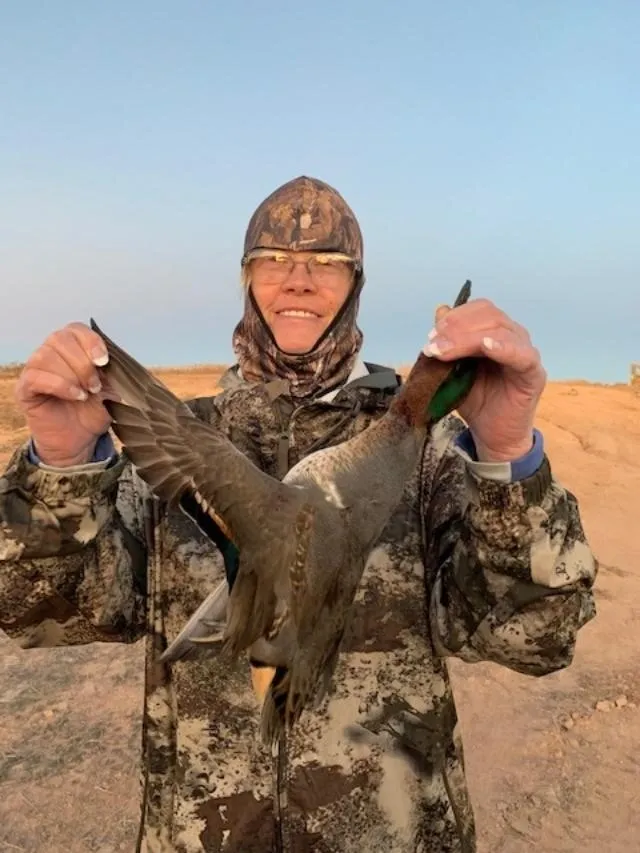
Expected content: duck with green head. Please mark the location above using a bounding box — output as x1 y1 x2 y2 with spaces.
90 278 477 743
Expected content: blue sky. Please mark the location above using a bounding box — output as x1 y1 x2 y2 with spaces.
1 1 637 382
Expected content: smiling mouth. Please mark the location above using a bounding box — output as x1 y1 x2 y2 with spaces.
277 310 320 319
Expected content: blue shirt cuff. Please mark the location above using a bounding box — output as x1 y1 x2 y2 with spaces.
27 432 117 466
454 428 545 483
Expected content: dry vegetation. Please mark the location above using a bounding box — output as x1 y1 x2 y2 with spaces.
1 365 640 852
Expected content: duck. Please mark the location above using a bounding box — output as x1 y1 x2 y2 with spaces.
90 280 478 744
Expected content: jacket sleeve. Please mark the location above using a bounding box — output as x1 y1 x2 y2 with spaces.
0 436 149 648
423 419 598 677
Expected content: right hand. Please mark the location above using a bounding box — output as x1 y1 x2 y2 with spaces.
15 322 113 467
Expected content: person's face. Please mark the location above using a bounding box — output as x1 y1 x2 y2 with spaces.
247 250 355 353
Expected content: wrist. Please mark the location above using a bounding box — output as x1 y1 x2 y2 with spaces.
31 440 98 468
472 431 535 463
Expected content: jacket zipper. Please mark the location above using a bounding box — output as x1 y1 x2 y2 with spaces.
270 401 299 850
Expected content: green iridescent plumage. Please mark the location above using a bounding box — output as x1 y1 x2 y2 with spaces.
427 280 479 422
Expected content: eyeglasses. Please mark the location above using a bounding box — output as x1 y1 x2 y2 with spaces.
244 249 358 287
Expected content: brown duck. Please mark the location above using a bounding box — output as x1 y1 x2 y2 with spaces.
90 280 478 744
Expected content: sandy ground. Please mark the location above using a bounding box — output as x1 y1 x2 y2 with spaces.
1 366 639 852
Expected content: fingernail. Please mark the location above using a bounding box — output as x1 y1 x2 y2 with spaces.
427 327 438 341
88 378 102 394
91 348 108 366
483 336 501 350
72 386 88 401
424 337 453 357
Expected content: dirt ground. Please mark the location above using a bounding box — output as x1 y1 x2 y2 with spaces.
1 366 639 853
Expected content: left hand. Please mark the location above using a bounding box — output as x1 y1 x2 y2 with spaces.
426 297 547 462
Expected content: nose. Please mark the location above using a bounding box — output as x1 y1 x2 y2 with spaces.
281 259 317 293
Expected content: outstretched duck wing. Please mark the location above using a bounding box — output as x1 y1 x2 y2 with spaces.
89 318 298 554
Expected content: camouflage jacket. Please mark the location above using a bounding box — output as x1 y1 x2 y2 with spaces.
0 361 597 853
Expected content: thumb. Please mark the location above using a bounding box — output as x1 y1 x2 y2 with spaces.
434 303 452 324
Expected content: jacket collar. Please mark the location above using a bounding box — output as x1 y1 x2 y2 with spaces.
219 357 400 402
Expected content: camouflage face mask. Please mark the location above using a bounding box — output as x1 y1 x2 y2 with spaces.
231 274 365 400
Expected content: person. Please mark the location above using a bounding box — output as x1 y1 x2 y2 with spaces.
0 176 597 853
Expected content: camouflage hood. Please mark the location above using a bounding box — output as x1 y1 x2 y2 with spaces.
232 176 365 400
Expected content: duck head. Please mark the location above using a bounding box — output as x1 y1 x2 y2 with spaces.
389 280 478 429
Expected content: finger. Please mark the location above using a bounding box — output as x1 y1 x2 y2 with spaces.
480 334 542 375
65 322 110 367
17 366 90 403
27 343 77 382
434 303 451 324
434 298 521 339
45 328 103 395
425 325 531 365
428 302 533 357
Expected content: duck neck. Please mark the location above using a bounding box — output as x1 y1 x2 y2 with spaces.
389 352 452 430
